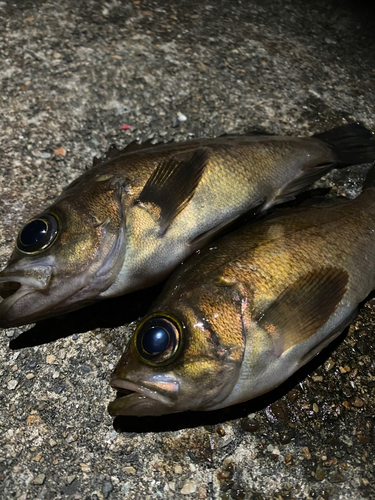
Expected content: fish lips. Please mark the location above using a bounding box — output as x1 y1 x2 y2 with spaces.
0 266 54 327
108 377 180 417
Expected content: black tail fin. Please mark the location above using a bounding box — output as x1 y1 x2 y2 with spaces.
314 123 375 165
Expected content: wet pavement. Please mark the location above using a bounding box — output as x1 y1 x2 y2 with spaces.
0 0 374 499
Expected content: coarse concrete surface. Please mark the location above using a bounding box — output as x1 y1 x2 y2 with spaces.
0 0 374 499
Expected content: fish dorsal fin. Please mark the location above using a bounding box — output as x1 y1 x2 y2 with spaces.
121 138 169 154
264 163 336 208
92 139 170 167
258 267 349 357
219 129 274 138
92 144 123 166
137 148 210 235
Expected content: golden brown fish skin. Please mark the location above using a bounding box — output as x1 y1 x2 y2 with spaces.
1 125 375 327
109 188 375 416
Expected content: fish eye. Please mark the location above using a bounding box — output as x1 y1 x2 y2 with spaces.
133 313 183 366
16 213 59 254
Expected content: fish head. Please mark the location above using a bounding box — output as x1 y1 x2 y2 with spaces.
108 284 245 416
0 178 125 327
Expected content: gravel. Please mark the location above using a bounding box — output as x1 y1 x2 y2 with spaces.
0 0 374 499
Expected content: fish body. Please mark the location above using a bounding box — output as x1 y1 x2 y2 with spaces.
1 124 375 327
109 186 375 416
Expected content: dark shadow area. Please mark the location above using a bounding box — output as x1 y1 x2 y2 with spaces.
112 324 348 433
331 0 375 30
9 281 166 350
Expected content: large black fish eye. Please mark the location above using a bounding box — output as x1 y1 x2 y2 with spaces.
133 314 183 366
16 213 59 254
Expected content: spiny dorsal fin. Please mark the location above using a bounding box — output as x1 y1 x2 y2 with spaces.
219 129 274 138
136 148 210 235
92 139 170 167
92 144 123 167
121 138 170 154
257 267 349 357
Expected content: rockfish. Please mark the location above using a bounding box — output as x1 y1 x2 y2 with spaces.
109 177 375 416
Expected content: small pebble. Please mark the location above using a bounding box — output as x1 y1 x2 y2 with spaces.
243 418 259 432
32 452 42 462
316 464 325 481
33 474 45 485
177 112 187 122
198 485 207 499
269 400 289 422
351 396 363 408
174 464 182 474
280 432 292 445
31 150 51 159
7 380 18 390
325 360 335 371
123 466 136 474
287 389 299 402
103 481 113 498
46 354 56 364
26 373 35 380
181 480 197 495
217 470 231 480
54 147 66 156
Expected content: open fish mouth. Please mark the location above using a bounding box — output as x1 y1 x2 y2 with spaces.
108 378 177 416
0 271 52 324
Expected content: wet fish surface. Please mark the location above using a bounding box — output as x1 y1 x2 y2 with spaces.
1 124 375 327
109 179 375 416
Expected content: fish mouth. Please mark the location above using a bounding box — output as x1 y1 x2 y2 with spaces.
0 270 52 326
108 378 178 416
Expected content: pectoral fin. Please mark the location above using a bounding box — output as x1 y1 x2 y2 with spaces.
137 148 210 234
258 267 349 357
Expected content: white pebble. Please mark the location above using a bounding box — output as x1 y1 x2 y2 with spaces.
177 112 187 122
8 379 18 390
181 480 197 495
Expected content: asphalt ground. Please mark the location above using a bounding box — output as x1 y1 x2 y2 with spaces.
0 1 374 499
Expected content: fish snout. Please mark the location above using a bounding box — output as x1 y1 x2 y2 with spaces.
0 266 52 327
108 351 181 416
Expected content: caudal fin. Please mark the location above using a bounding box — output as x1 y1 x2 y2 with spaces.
314 123 375 165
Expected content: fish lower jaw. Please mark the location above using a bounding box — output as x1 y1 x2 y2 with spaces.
0 286 38 327
0 272 53 327
108 378 175 416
